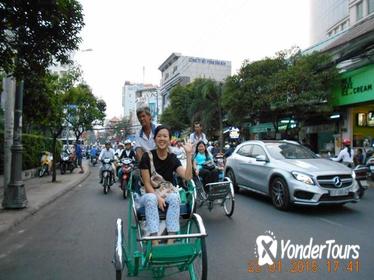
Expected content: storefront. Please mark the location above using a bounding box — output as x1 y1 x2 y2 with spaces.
331 64 374 153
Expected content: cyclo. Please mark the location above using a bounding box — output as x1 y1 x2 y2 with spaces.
113 168 208 280
193 153 235 217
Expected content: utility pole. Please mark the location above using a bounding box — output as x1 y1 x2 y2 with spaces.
2 80 28 209
2 77 15 191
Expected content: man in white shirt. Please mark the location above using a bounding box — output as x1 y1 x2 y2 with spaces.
189 122 208 146
99 141 116 183
132 106 159 192
133 106 158 161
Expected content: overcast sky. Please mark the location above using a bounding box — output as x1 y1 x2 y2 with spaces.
75 0 311 119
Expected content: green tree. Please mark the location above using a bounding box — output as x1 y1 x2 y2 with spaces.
111 116 131 141
160 85 192 131
64 84 106 142
222 53 288 131
222 48 338 136
0 0 84 79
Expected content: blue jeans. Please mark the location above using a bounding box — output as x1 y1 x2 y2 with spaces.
140 192 180 234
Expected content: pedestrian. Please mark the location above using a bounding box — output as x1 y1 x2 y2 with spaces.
74 141 84 174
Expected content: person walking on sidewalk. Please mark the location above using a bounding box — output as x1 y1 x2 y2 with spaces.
74 141 84 174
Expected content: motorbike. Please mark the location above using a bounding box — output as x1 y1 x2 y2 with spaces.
60 151 76 175
101 158 114 194
90 155 98 166
354 164 369 198
39 151 52 177
365 150 374 180
118 157 134 199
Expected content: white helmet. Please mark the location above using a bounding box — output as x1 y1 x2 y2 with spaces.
124 139 132 145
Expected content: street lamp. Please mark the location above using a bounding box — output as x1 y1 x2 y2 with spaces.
2 80 28 209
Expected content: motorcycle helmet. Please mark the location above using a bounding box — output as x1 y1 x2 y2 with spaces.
124 139 132 145
342 138 351 146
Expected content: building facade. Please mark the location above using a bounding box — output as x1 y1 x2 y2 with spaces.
135 87 162 126
158 53 231 109
311 0 374 45
122 81 144 124
307 0 374 155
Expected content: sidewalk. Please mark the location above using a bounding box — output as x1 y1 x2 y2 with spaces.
0 161 90 237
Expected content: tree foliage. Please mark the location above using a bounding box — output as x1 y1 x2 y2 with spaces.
64 83 106 141
160 79 225 140
0 0 84 79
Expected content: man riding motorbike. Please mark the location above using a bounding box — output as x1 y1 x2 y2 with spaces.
98 141 116 184
332 138 354 167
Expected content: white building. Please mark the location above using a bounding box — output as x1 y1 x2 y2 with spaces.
122 81 145 127
158 53 231 109
310 0 374 45
135 87 162 125
122 82 161 131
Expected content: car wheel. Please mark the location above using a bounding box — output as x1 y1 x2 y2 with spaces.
226 169 239 193
270 177 290 211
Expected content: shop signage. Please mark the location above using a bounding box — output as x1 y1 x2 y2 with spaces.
188 57 227 66
331 64 374 106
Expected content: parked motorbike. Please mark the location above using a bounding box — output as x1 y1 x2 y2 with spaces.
60 151 76 175
118 158 134 199
101 158 114 194
39 151 52 177
365 150 374 180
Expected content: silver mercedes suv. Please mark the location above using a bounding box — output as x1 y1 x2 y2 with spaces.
225 140 360 210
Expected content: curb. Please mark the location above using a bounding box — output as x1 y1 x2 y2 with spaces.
0 166 90 238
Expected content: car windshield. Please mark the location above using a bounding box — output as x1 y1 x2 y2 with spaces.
265 143 318 159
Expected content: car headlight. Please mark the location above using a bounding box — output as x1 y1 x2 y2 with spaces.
351 170 356 179
291 171 315 185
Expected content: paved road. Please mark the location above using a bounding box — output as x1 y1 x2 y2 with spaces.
0 166 373 280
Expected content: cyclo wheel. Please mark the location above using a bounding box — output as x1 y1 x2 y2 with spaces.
186 216 208 280
223 191 235 217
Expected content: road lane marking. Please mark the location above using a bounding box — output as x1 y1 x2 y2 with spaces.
319 218 343 227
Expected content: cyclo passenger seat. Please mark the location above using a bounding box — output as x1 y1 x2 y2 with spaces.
132 179 193 221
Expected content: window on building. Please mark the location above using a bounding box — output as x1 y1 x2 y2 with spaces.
356 1 364 20
341 21 347 30
369 0 374 14
172 65 177 73
165 73 169 80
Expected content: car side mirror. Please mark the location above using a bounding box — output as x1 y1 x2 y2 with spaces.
256 155 268 162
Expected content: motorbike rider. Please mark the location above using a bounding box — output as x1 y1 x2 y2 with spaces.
90 145 98 160
117 140 136 179
115 142 125 159
98 141 116 183
120 139 136 161
332 138 355 167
